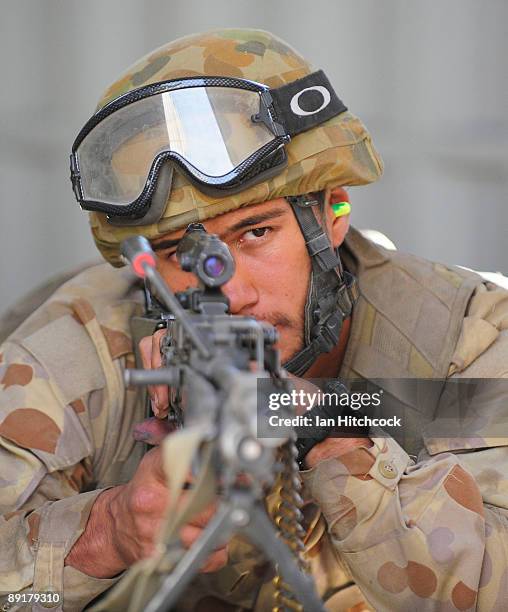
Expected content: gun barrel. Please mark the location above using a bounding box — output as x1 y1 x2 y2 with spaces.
124 367 179 388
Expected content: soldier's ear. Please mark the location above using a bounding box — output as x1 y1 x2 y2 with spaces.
325 186 350 249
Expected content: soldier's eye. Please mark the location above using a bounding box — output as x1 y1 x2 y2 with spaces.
242 227 271 242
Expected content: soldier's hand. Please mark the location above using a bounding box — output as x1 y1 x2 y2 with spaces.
139 329 170 418
107 445 227 573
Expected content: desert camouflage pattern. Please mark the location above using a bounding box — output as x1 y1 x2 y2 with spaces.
88 29 383 267
0 264 146 610
1 231 508 611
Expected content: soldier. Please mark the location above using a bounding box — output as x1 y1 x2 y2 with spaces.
1 29 507 611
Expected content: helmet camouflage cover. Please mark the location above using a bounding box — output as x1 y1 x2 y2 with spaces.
89 28 384 266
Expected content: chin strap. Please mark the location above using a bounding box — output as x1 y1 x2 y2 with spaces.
283 193 359 376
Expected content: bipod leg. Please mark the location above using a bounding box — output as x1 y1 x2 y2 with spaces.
240 499 325 612
144 503 233 612
144 489 325 612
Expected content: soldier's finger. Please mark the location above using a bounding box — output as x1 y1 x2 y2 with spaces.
138 335 159 412
187 502 219 528
138 332 168 417
139 335 153 370
179 524 228 561
132 417 176 446
179 524 228 573
150 328 165 369
200 548 228 573
150 330 169 416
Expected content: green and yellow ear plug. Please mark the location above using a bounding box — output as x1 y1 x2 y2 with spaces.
331 201 351 217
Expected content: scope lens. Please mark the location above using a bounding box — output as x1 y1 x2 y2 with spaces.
203 255 225 278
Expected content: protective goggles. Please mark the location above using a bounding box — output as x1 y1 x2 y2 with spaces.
70 70 346 225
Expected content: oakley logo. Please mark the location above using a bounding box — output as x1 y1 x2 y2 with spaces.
290 85 331 117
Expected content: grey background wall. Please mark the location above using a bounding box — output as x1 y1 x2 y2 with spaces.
1 0 507 313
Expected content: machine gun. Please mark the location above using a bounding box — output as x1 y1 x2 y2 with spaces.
100 226 326 612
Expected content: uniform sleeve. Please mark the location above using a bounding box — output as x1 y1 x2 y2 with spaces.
0 335 124 611
301 435 508 611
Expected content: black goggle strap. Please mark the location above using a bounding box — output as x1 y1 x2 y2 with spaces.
285 194 358 376
270 70 347 137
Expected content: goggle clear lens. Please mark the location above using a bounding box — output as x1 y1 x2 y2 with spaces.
76 87 274 206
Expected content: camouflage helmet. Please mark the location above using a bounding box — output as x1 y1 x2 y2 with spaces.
89 28 383 266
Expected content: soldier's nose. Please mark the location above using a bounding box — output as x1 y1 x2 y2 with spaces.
221 262 259 315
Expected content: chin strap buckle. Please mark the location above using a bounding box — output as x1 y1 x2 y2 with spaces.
336 271 359 314
314 309 344 353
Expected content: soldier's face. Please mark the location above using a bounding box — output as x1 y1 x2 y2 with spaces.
152 198 312 363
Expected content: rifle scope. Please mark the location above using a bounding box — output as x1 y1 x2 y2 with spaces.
177 223 235 288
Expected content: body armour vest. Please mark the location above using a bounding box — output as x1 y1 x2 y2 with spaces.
339 227 486 457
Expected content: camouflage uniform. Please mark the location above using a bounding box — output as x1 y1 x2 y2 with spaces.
1 228 508 611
